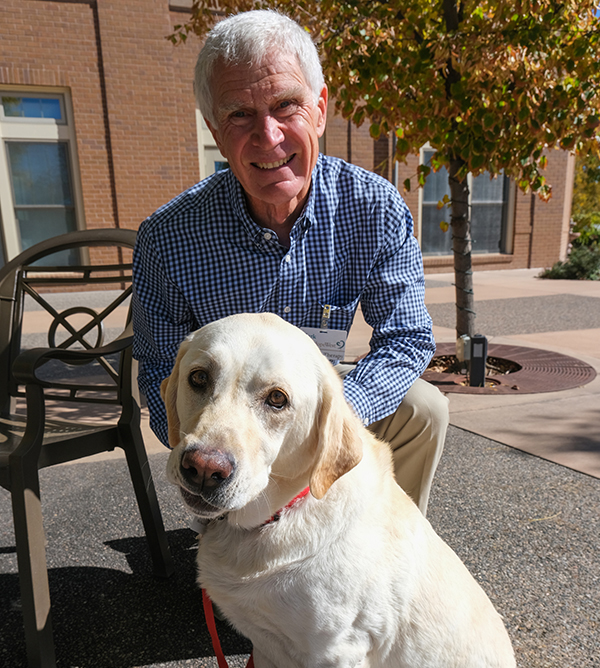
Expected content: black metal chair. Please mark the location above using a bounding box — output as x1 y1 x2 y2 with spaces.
0 229 174 668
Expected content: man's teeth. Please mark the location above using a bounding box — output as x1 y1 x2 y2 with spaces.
255 156 292 169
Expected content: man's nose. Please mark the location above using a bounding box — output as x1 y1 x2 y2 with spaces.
252 114 284 148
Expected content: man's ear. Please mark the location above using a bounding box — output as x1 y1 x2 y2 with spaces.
160 343 188 448
204 117 226 156
315 83 328 138
309 365 363 500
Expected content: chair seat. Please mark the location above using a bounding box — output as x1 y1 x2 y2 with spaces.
0 414 116 448
0 413 118 470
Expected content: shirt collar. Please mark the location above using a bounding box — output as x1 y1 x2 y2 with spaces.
225 159 321 245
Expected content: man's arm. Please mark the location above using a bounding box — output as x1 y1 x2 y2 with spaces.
132 223 196 447
341 196 435 426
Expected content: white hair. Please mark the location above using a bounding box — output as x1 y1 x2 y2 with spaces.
194 10 324 126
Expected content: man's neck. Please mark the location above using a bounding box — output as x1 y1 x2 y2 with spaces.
246 194 308 248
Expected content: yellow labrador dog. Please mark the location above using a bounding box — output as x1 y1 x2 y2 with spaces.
163 313 516 668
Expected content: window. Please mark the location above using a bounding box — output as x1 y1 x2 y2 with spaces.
419 148 514 256
0 89 83 267
2 95 63 120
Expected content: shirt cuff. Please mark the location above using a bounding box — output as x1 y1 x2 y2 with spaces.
342 377 375 426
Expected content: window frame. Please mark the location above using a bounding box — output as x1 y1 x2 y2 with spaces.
0 86 86 264
416 145 515 257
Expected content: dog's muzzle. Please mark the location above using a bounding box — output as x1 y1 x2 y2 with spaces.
177 446 236 516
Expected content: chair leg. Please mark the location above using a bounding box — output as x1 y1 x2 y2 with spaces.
120 425 174 578
10 464 57 668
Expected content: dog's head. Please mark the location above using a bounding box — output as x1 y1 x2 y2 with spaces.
162 313 363 528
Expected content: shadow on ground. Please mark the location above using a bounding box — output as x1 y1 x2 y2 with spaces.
0 529 251 668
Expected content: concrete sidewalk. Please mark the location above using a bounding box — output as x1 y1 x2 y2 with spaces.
347 267 600 480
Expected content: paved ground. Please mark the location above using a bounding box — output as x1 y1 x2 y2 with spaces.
1 268 599 666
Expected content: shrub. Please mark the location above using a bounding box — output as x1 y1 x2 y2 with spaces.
539 246 600 280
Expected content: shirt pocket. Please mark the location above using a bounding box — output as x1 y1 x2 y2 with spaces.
301 300 358 332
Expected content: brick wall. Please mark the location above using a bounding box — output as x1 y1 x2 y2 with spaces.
93 0 199 228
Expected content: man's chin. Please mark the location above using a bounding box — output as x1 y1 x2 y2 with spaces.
180 488 225 518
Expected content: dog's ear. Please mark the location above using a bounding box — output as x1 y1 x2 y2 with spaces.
309 368 363 499
160 343 187 448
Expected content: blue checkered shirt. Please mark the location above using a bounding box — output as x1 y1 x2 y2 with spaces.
132 154 435 447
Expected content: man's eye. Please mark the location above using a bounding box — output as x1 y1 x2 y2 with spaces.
189 369 209 390
226 110 248 124
278 100 297 112
266 389 288 409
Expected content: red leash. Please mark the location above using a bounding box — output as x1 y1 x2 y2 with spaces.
202 589 254 668
201 487 310 667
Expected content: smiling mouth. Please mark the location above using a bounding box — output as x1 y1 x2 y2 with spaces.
254 154 295 170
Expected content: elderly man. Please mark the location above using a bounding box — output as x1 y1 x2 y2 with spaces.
132 10 448 515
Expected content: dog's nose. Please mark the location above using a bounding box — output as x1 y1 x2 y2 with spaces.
181 448 234 492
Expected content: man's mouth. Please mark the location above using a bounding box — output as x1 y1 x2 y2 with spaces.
254 154 295 170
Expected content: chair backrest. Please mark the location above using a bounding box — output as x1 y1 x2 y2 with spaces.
0 228 137 416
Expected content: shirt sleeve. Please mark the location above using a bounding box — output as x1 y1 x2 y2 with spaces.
132 222 197 447
341 190 435 426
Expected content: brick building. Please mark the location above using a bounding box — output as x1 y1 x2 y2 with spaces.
0 0 575 273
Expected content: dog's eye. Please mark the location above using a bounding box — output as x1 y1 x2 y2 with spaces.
189 369 209 391
266 389 288 409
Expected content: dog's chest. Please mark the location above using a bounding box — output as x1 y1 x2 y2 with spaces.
196 517 404 667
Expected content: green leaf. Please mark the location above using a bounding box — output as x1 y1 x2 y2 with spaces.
403 178 411 192
397 138 410 155
483 113 495 129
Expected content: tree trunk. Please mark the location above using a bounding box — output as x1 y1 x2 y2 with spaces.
448 157 475 338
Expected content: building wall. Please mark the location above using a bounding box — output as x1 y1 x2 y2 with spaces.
0 0 574 273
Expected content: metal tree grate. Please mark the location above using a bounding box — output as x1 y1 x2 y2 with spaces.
421 343 597 394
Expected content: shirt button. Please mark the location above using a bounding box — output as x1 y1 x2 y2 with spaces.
264 232 272 240
285 255 291 263
283 306 291 313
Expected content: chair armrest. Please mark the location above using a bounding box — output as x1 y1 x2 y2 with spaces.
12 333 133 386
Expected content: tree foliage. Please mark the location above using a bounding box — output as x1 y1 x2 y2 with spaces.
170 0 600 334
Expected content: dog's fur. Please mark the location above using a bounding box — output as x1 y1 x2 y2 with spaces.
163 313 516 668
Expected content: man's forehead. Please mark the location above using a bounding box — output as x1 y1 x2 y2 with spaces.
213 55 310 101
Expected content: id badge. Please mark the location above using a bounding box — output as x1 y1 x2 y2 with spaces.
301 327 347 362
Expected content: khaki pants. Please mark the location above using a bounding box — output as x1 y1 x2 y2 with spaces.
337 369 449 516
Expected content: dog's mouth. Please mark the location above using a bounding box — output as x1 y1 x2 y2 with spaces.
180 488 226 518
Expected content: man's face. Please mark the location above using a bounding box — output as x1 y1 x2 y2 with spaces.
206 53 327 223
